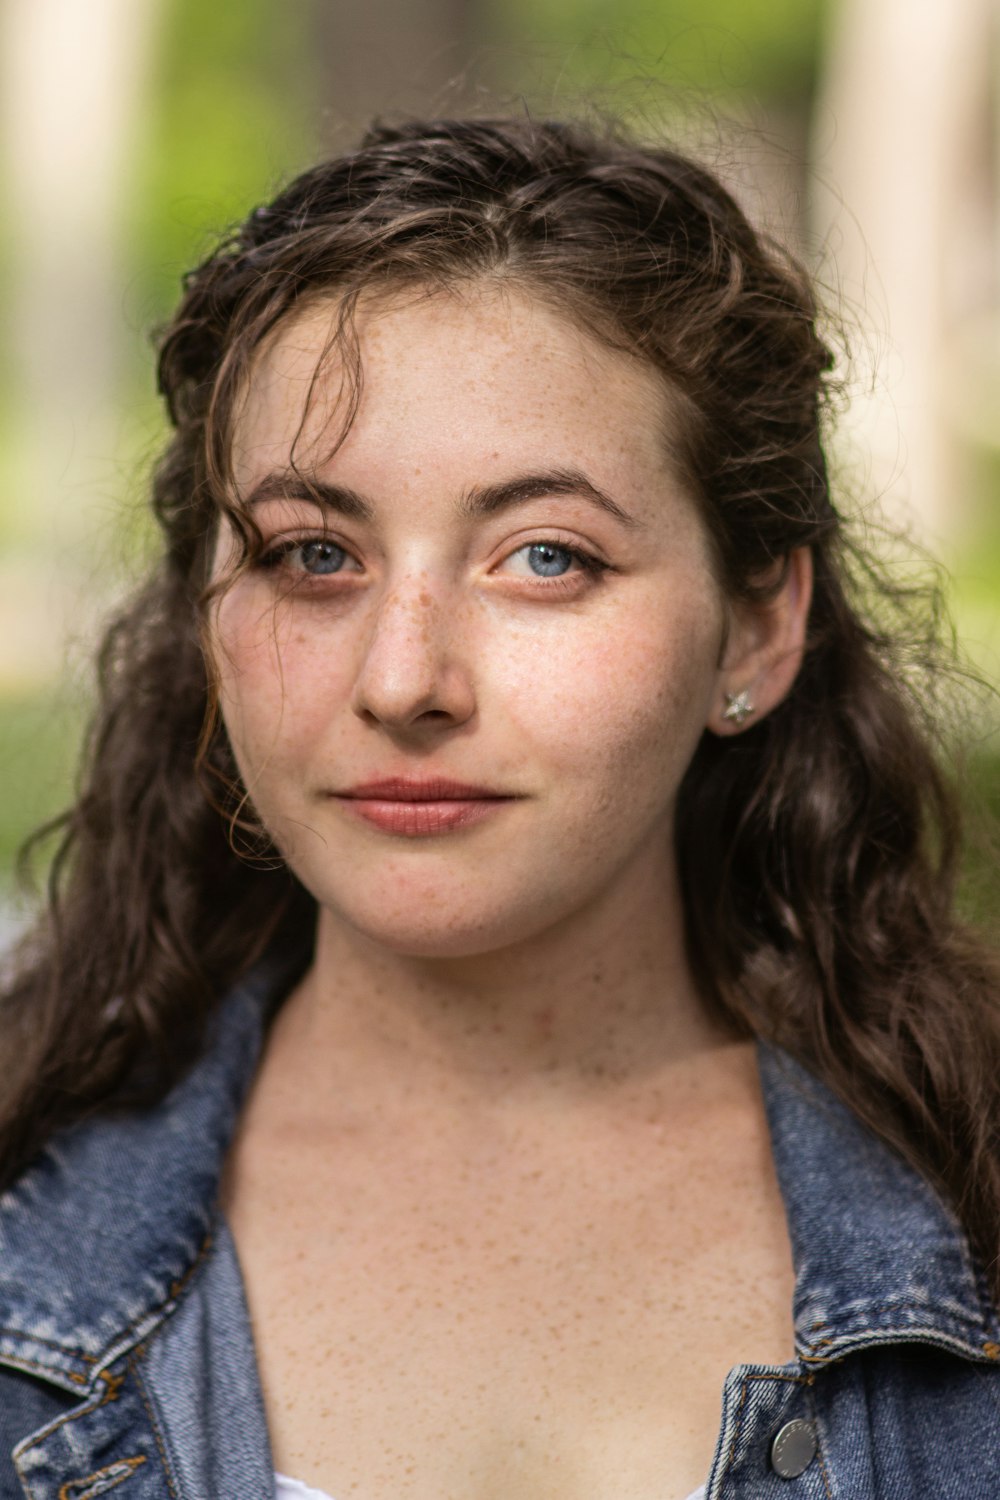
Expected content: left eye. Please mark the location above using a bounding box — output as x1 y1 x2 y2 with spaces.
507 542 579 578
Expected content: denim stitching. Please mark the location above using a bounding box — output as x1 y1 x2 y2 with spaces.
57 1456 147 1500
719 1371 813 1483
166 1234 213 1305
0 1231 215 1391
128 1357 178 1499
719 1374 750 1482
11 1370 129 1478
0 1353 88 1386
0 1328 96 1361
97 1370 125 1406
121 1234 224 1500
802 1303 997 1359
805 1385 834 1499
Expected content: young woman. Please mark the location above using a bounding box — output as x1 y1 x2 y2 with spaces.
1 116 998 1500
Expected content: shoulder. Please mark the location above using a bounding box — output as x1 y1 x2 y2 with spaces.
0 959 278 1409
0 955 291 1496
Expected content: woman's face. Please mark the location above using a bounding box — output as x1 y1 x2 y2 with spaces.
212 284 736 958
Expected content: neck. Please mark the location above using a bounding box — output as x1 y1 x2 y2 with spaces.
269 853 731 1111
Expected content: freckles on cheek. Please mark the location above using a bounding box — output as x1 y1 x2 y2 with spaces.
502 614 716 796
497 615 719 864
213 592 348 766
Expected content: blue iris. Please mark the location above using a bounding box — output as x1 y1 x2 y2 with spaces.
527 543 573 577
299 540 347 575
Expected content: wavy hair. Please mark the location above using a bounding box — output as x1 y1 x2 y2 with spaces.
4 115 999 1290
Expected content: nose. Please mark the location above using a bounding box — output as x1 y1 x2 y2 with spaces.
351 574 476 732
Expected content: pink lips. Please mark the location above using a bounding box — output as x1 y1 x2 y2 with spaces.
334 777 516 837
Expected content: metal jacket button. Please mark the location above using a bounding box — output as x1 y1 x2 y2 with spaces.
771 1419 818 1479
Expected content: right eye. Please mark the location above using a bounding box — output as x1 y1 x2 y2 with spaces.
261 538 355 576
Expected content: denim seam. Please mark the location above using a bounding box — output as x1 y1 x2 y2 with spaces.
802 1330 999 1364
123 1228 222 1500
971 1254 999 1333
8 1236 216 1496
14 1450 31 1500
97 1370 125 1407
0 1232 215 1392
93 1232 216 1383
164 1233 214 1305
719 1374 750 1484
11 1372 128 1487
803 1302 991 1354
808 1296 986 1323
11 1385 106 1458
127 1359 178 1500
805 1385 834 1499
57 1455 147 1500
719 1370 813 1484
0 1328 97 1362
0 1353 89 1388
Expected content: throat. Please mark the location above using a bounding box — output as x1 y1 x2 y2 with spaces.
226 1038 793 1500
270 905 728 1110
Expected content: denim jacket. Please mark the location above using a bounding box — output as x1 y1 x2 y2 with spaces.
2 956 999 1500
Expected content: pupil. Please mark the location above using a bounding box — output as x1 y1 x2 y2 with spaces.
529 543 571 577
302 541 343 574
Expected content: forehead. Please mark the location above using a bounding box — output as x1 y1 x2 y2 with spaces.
230 283 687 507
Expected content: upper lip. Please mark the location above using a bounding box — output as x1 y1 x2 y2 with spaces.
338 777 512 801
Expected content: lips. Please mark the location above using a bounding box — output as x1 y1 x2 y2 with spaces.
333 777 516 837
341 777 508 801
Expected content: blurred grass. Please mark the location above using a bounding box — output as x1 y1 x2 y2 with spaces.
0 690 86 898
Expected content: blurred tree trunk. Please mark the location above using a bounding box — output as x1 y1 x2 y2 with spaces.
310 0 481 140
0 0 163 685
811 0 998 548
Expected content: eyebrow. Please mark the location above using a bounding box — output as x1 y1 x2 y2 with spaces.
244 473 374 520
460 469 639 527
243 467 639 528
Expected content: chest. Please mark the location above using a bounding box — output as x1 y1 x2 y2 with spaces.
225 1104 796 1500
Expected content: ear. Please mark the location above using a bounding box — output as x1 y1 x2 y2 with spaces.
707 548 813 737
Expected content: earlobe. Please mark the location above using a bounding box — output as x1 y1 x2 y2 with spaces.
709 548 813 737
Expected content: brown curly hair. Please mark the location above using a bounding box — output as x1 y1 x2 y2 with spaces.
4 115 999 1292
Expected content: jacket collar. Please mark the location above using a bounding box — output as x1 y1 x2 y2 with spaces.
0 959 996 1395
0 953 294 1394
758 1044 1000 1365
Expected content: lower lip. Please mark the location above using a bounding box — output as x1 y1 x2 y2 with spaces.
337 797 514 837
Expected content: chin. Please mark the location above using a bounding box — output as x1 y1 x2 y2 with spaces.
308 874 578 961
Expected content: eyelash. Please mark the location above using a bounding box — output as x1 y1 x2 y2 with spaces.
256 535 610 592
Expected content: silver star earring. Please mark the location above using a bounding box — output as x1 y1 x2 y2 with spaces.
722 688 755 726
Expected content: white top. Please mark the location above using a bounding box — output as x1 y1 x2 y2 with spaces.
276 1477 706 1500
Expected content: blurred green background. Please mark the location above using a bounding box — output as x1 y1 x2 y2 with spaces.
0 0 997 934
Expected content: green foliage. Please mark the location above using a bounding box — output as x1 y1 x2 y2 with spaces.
0 691 85 893
112 0 323 558
958 751 1000 934
127 0 318 335
486 0 830 108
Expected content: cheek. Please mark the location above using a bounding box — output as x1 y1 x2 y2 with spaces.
498 592 722 810
212 588 353 785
